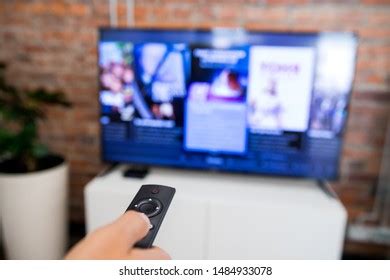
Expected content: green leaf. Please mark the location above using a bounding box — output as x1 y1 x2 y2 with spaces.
28 88 72 107
32 142 49 158
0 61 71 170
0 128 16 158
0 102 43 121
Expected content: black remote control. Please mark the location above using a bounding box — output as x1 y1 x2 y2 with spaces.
126 184 176 248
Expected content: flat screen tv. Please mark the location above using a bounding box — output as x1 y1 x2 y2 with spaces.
98 28 357 179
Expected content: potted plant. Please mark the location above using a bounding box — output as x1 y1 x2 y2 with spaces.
0 63 71 259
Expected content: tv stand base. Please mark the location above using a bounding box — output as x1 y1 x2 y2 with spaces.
85 165 347 259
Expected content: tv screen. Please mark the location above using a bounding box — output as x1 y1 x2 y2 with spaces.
98 28 357 179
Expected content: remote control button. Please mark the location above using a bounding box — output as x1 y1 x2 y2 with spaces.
151 187 159 194
133 198 162 217
139 203 155 214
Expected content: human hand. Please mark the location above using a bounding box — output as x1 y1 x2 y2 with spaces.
65 211 170 260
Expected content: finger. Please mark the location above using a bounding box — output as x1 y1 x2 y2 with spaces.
115 211 151 248
128 247 171 260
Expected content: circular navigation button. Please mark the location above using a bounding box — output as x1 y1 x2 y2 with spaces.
133 198 162 217
139 203 155 215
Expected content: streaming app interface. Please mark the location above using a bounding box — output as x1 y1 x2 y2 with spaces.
99 30 357 179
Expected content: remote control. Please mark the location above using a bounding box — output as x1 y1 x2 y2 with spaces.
126 184 175 248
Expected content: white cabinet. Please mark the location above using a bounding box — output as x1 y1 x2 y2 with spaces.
85 166 347 259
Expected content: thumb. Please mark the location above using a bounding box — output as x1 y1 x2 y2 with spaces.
115 211 151 248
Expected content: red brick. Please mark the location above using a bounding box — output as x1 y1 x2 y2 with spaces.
343 145 383 168
69 3 90 17
137 21 195 29
196 6 215 21
216 5 243 21
244 22 290 31
345 129 386 148
366 10 390 26
291 7 363 29
134 5 151 22
160 0 201 3
266 0 309 4
151 5 173 20
70 159 103 174
357 44 390 62
358 27 390 40
355 71 387 85
171 5 194 21
243 6 289 23
353 90 390 103
361 0 390 4
195 20 242 29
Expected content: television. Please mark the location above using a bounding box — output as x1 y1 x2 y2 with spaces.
98 28 357 180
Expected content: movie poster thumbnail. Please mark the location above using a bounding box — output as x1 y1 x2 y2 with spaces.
188 47 249 104
99 42 190 123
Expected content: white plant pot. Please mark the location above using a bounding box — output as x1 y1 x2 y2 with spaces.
0 161 68 259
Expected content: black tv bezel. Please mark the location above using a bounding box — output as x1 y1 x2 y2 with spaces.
97 27 358 181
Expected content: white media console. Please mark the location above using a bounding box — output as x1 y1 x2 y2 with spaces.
85 165 347 259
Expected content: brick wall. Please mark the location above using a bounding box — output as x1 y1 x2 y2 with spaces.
0 0 389 230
